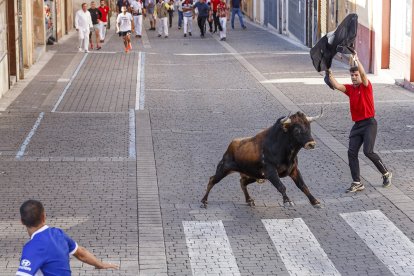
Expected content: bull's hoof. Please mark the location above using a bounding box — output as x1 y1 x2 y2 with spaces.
313 203 323 209
247 200 255 207
283 201 295 207
200 200 208 209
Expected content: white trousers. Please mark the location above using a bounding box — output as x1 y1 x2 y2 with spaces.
183 16 193 34
99 22 107 40
133 15 143 35
219 17 227 38
78 29 90 51
157 17 168 36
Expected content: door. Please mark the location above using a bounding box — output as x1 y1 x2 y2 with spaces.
7 0 16 77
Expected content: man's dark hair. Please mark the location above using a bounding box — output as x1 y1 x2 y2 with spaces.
20 200 44 227
349 66 359 73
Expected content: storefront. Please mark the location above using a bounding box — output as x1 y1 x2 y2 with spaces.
44 0 56 43
288 0 306 43
264 0 278 30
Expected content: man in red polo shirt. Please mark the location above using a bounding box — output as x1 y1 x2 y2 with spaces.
326 53 392 193
98 0 110 42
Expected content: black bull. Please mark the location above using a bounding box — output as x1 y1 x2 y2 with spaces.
201 110 324 208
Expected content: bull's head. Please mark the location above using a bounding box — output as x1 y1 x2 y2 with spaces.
281 108 324 150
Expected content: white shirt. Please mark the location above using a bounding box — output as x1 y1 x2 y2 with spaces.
117 12 133 32
130 1 143 14
75 9 93 31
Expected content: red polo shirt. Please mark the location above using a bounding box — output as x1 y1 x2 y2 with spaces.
344 80 375 122
211 0 220 12
98 6 110 22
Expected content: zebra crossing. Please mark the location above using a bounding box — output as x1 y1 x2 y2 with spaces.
182 210 414 276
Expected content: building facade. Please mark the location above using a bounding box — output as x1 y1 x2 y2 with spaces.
0 0 74 99
246 0 414 87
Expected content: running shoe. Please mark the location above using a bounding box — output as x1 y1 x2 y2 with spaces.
346 182 365 193
383 172 392 187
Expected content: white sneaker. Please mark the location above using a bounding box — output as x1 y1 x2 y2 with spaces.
78 47 83 52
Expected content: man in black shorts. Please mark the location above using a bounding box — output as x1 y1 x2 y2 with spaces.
117 6 134 52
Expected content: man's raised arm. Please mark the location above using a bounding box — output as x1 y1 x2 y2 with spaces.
326 69 347 93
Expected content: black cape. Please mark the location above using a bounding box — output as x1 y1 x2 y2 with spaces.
310 13 358 72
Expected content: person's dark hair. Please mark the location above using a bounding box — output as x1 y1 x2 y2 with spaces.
349 66 358 73
82 3 87 7
20 200 44 227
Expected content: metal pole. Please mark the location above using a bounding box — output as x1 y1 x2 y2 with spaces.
17 0 24 79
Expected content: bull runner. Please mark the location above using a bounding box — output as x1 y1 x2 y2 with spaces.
326 52 392 192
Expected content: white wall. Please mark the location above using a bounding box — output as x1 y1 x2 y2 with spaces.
0 56 8 98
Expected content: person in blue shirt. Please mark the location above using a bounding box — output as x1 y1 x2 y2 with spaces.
230 0 246 30
16 200 118 276
193 0 210 37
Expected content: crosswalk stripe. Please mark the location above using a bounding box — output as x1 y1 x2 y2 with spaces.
262 218 341 276
183 220 241 276
341 210 414 275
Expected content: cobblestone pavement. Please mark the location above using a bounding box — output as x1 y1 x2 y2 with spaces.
0 14 414 276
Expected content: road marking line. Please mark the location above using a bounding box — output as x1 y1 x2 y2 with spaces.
262 218 340 276
183 220 241 276
16 112 45 159
136 52 146 110
129 109 136 159
341 210 414 275
51 53 89 112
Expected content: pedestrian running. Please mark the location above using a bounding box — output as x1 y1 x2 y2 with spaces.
116 5 134 52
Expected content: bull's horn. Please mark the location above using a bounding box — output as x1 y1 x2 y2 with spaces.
306 107 324 122
281 112 291 124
